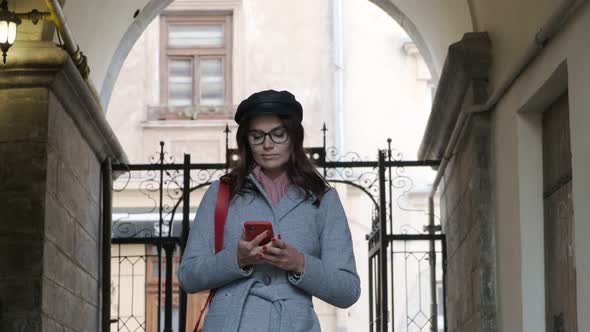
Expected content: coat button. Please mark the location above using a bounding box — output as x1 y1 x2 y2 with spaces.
263 275 272 285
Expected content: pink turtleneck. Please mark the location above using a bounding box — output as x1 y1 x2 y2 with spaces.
252 165 290 206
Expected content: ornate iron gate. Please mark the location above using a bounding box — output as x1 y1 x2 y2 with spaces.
101 126 445 332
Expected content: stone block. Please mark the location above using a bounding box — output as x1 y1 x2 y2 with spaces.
448 298 459 331
74 224 99 279
48 102 96 196
445 208 460 253
1 311 41 332
0 191 45 236
472 264 481 312
461 186 475 240
481 304 497 331
0 141 47 194
74 268 98 306
66 293 85 331
86 152 102 205
439 191 449 225
44 195 75 256
43 240 76 293
42 316 65 332
0 234 43 280
462 311 481 332
0 276 42 314
468 222 481 273
56 161 100 241
0 88 49 143
42 278 66 323
46 146 59 198
42 278 87 331
82 302 99 332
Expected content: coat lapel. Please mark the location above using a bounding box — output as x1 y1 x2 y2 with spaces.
247 175 310 222
274 186 308 222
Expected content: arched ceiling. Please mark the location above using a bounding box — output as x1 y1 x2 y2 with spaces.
370 0 473 82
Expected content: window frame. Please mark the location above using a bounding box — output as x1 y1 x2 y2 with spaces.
160 14 233 109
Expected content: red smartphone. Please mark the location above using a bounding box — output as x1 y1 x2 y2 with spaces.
244 221 274 245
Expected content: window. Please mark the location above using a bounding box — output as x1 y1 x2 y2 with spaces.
160 14 232 119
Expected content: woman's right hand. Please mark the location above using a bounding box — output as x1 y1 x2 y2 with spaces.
236 230 269 268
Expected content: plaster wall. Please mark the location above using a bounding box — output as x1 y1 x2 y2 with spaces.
468 0 561 89
343 0 433 160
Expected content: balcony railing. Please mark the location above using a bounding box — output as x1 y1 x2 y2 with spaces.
146 104 236 121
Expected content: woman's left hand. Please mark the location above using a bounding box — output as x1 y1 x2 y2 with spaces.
259 235 305 273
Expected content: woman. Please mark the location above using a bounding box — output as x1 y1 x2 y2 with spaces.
178 90 360 332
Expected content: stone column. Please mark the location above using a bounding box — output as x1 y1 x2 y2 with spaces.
0 41 126 331
418 32 497 332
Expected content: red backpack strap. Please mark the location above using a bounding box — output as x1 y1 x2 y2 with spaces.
193 180 230 332
193 293 215 332
214 180 231 253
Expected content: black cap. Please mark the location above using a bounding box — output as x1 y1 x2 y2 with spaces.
235 90 303 124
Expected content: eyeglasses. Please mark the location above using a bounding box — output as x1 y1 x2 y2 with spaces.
247 127 289 145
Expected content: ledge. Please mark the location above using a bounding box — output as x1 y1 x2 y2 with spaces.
418 32 491 162
141 119 238 129
0 41 128 165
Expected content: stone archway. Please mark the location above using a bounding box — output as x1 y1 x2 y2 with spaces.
99 0 442 110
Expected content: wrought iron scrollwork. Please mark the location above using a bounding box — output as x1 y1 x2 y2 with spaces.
107 126 445 332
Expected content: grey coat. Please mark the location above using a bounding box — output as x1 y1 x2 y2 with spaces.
178 176 360 331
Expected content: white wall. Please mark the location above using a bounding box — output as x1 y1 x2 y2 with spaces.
343 0 432 160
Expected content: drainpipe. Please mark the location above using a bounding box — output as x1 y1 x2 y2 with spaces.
333 0 345 154
428 194 438 332
45 0 101 103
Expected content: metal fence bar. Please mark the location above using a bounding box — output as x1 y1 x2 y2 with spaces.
429 196 438 332
164 241 175 332
387 234 446 241
112 163 227 171
442 236 448 332
102 157 112 332
157 143 164 331
323 160 440 168
369 242 375 332
378 150 389 332
178 154 191 332
110 160 440 172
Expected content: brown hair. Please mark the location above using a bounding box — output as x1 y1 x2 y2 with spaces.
221 115 330 207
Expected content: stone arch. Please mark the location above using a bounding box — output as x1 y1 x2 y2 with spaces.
101 0 441 109
369 0 440 84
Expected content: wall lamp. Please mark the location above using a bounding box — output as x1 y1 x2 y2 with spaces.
0 0 50 64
